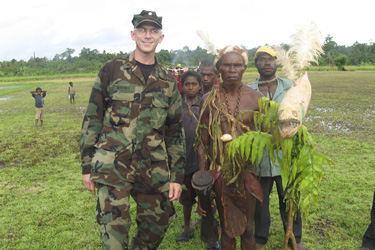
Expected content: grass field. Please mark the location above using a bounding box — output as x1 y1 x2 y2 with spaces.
0 71 374 250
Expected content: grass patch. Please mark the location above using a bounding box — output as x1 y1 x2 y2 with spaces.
0 72 374 249
0 73 97 83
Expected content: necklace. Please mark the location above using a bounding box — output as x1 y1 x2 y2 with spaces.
185 98 199 122
254 76 277 85
257 77 277 100
222 84 243 119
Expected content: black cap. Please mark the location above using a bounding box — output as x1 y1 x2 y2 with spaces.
132 10 162 29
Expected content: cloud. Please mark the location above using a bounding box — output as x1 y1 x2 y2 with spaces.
1 0 374 61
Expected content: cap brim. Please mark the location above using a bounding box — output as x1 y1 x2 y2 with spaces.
135 19 162 29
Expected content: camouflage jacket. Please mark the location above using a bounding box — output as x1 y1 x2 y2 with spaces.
80 51 185 193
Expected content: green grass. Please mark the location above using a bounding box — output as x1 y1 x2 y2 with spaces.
0 73 97 82
1 71 374 249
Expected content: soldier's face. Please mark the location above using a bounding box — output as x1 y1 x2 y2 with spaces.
182 76 201 98
131 23 164 54
219 52 246 84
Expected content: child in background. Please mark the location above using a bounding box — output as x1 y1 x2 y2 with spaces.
177 71 220 249
177 71 202 244
30 87 46 128
68 82 75 104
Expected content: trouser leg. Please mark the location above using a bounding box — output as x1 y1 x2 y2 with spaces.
275 176 303 243
362 191 375 249
254 177 274 244
96 184 132 250
130 190 176 250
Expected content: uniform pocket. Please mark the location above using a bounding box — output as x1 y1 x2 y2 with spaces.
151 93 169 108
149 93 169 129
109 94 134 126
91 148 117 175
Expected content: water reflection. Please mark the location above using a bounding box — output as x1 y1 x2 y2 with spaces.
0 86 21 90
0 97 12 101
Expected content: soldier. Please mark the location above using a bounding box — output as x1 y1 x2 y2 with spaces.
249 46 307 250
196 45 264 250
80 10 185 250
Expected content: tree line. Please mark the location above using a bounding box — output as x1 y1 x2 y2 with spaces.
1 35 374 77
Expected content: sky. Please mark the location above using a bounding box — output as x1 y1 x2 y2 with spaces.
1 0 374 61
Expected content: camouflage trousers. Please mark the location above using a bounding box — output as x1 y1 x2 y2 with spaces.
96 184 176 250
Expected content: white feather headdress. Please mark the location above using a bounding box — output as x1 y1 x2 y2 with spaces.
276 21 324 82
196 30 218 56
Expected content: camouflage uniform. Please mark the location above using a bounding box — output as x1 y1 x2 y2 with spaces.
80 51 185 249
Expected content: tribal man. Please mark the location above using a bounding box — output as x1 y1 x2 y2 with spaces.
196 45 264 250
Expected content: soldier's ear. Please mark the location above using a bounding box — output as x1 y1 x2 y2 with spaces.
158 34 165 44
131 30 136 41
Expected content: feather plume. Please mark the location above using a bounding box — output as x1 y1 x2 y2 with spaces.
196 30 218 56
275 46 296 82
277 21 324 82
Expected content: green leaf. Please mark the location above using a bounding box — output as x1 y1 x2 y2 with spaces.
251 133 262 164
256 134 269 163
244 132 256 161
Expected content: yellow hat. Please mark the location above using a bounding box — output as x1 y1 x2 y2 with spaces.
255 46 278 59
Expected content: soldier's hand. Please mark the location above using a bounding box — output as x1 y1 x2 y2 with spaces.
168 183 182 202
82 174 97 196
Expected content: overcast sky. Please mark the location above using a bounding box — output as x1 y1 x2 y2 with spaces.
1 0 374 61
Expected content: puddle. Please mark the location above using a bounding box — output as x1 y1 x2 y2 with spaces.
313 107 336 113
0 86 21 90
305 114 352 133
318 120 351 132
0 96 13 101
0 85 22 101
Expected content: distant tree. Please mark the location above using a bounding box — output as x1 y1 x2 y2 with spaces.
322 35 338 65
60 48 75 62
79 47 99 61
369 42 375 63
349 42 369 65
334 55 349 71
156 49 173 67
